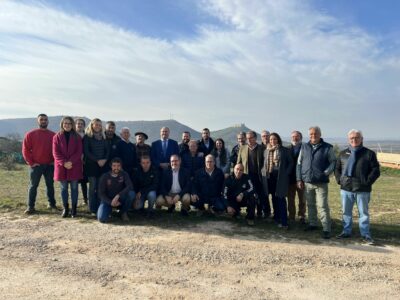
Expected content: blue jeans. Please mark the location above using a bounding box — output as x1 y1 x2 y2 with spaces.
60 180 79 208
340 190 371 237
88 176 100 214
135 191 157 211
193 196 226 212
97 191 135 223
28 164 56 208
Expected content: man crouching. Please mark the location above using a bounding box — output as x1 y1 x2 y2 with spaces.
97 157 135 223
225 164 256 226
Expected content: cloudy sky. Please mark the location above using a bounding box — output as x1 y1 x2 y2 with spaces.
0 0 399 138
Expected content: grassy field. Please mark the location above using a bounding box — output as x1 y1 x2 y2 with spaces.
1 165 399 244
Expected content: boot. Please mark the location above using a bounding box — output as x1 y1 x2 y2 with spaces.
71 204 77 218
61 204 69 218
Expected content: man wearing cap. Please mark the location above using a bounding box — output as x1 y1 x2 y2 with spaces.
135 131 151 164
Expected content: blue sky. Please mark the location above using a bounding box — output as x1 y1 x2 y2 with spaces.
1 0 399 139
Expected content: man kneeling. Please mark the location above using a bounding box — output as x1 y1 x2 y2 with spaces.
97 158 135 223
225 164 256 226
156 155 191 215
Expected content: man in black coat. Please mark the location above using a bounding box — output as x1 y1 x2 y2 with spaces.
335 129 380 244
197 128 215 156
191 154 225 215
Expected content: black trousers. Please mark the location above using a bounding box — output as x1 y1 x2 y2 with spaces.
228 194 256 220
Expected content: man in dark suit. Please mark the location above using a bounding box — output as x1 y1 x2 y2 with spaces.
156 155 191 215
151 127 180 171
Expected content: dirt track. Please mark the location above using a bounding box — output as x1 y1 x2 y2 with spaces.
0 215 399 300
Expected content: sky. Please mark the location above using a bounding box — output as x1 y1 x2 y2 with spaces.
0 0 399 139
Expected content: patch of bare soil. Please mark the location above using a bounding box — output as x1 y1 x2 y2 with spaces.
0 215 399 300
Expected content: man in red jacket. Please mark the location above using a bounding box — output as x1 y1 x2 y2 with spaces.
22 114 57 214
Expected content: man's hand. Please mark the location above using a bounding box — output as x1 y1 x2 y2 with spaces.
172 194 180 204
165 195 173 206
135 192 141 201
227 206 235 216
236 193 244 202
111 194 121 207
64 161 73 169
98 159 107 167
297 180 304 190
191 194 199 203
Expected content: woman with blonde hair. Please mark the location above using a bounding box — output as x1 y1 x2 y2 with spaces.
52 116 83 217
83 118 109 214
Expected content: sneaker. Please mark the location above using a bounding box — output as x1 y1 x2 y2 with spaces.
61 209 69 218
247 219 255 226
362 236 374 245
336 232 351 239
299 217 306 225
121 212 130 222
304 225 318 231
322 231 331 239
24 207 36 215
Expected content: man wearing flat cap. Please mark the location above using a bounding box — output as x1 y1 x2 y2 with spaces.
135 132 151 165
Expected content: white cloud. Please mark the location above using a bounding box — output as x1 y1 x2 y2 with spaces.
0 0 399 138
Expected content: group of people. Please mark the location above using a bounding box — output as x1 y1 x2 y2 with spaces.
22 114 380 242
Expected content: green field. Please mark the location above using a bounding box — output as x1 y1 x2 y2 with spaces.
1 165 399 244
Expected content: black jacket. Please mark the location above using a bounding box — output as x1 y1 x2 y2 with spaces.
197 138 215 156
193 167 224 199
160 168 191 197
224 173 255 203
134 166 159 195
335 147 380 192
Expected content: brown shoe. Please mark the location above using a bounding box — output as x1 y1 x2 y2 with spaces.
121 212 130 222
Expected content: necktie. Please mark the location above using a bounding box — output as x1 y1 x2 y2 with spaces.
162 140 167 155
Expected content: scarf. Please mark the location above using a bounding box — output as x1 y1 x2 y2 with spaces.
266 144 280 174
343 145 363 177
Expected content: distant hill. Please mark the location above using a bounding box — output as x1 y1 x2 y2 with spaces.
212 123 256 149
0 116 309 150
0 116 201 143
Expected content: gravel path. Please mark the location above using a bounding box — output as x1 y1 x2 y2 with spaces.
0 215 399 299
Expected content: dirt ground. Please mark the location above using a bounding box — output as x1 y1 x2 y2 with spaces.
0 214 399 300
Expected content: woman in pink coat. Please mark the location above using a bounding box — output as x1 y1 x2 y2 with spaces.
53 116 83 217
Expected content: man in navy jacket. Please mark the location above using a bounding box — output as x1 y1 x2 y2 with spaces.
191 154 226 215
